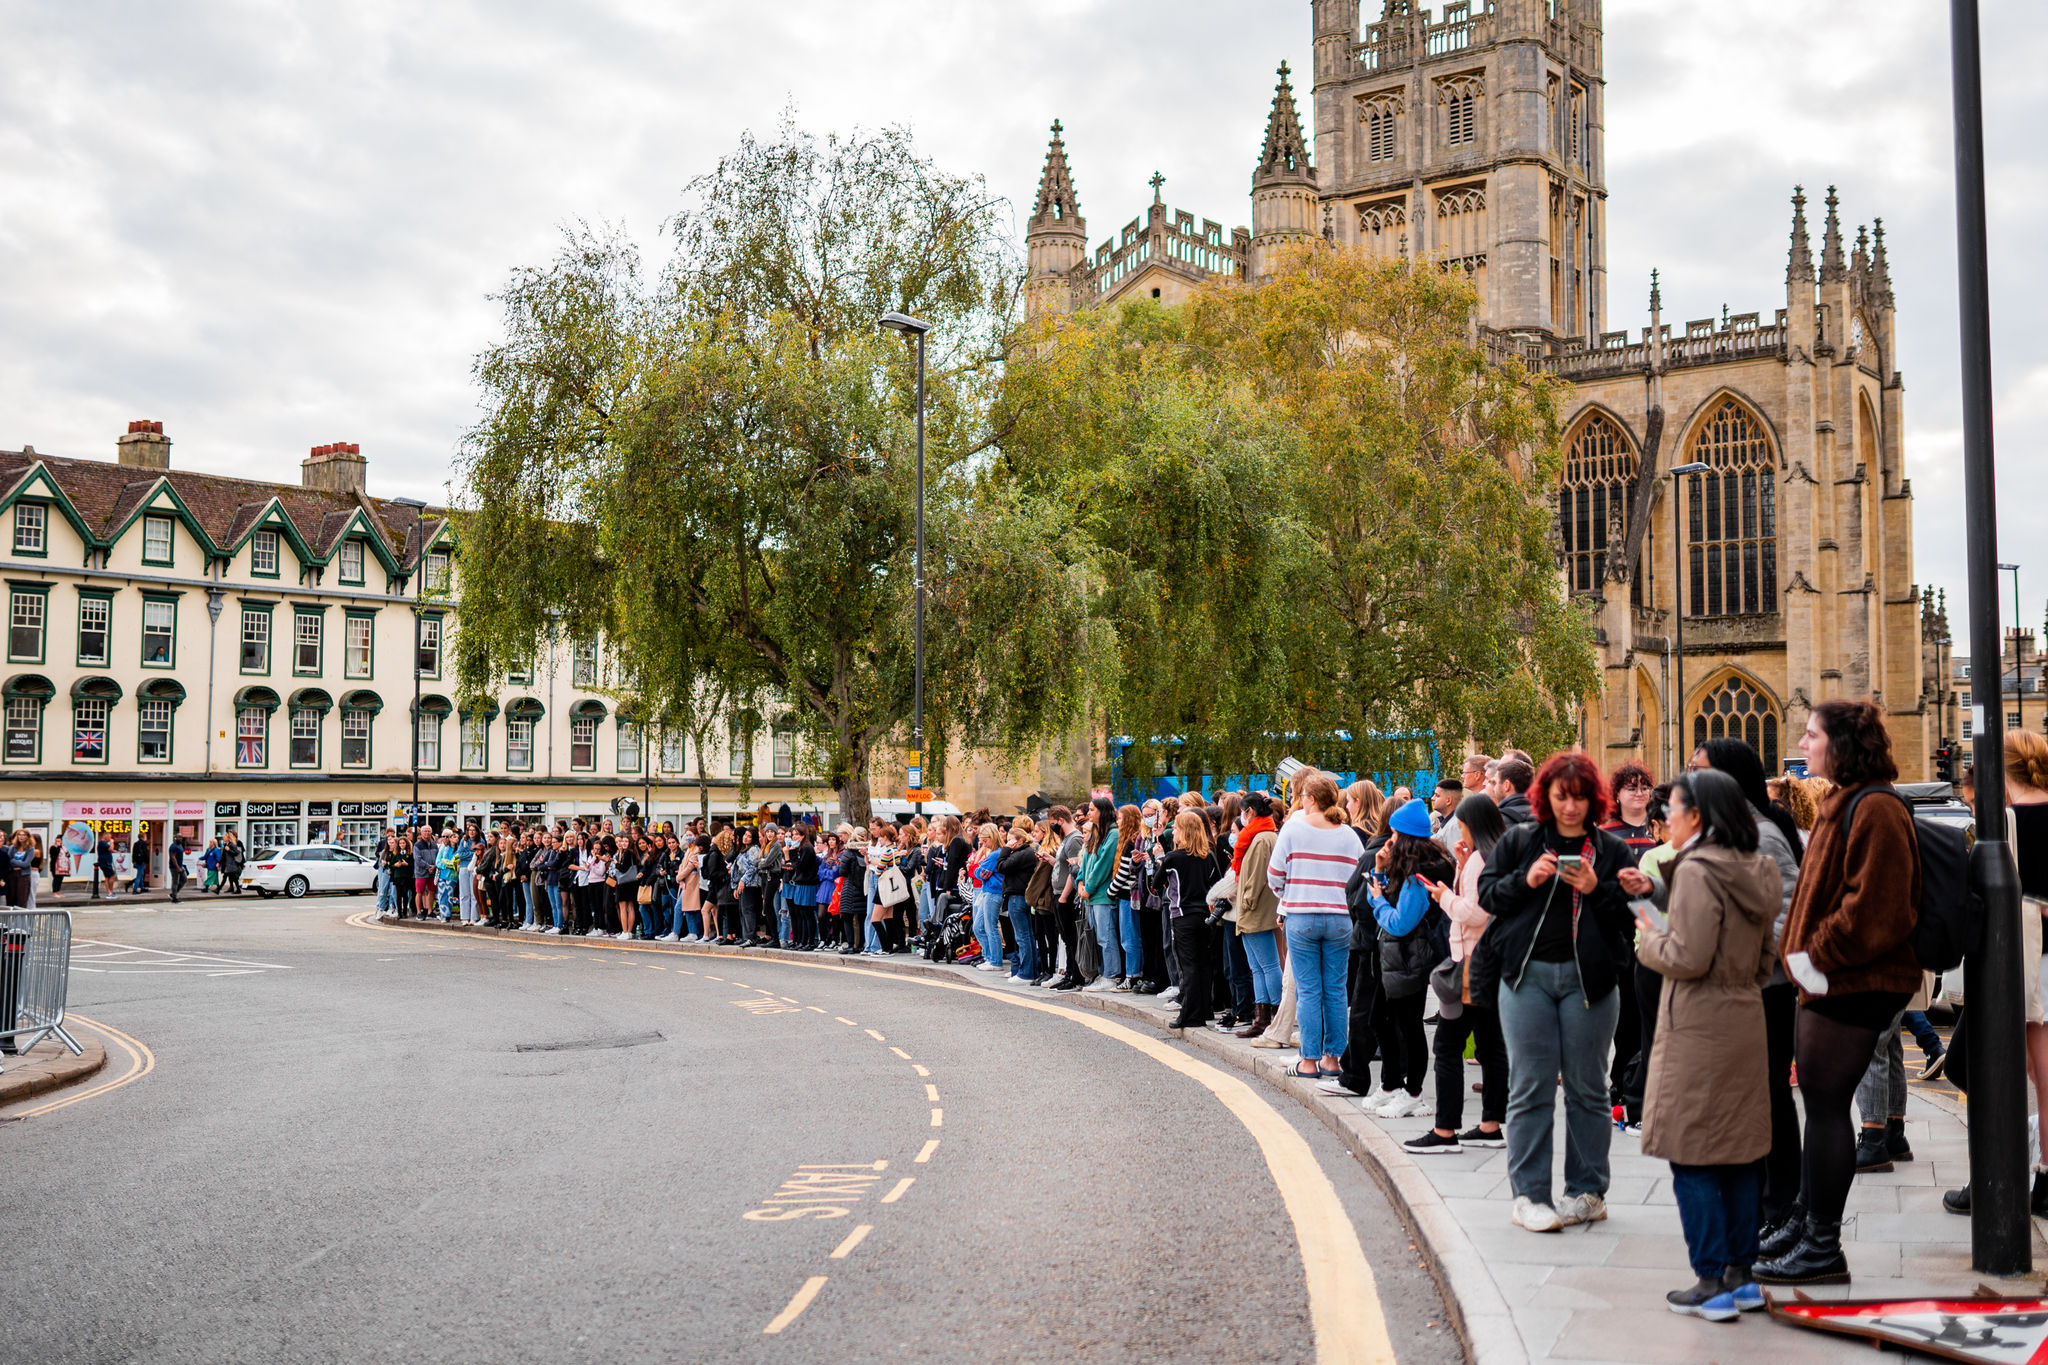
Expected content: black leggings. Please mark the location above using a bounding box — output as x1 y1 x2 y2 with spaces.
1380 989 1429 1097
1762 982 1803 1220
1054 899 1081 975
1433 1001 1508 1131
1170 912 1213 1026
1795 1001 1900 1223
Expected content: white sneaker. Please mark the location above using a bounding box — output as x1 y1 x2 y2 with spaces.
682 934 699 943
655 933 678 942
541 926 559 934
1556 1193 1607 1226
1082 978 1118 993
976 961 1004 972
1160 986 1180 1003
1512 1197 1563 1233
1373 1090 1419 1118
1007 974 1027 983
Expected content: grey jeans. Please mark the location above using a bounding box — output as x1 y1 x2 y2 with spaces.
1499 957 1621 1206
1855 1008 1909 1126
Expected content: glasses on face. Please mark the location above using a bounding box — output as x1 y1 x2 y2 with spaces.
1621 780 1653 793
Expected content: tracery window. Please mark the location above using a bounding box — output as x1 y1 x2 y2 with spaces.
1684 399 1777 617
1361 96 1401 163
1434 186 1487 267
1440 78 1481 147
1558 414 1636 595
1358 200 1406 261
1693 676 1778 762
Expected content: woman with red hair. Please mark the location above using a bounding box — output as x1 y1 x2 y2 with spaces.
1479 751 1654 1234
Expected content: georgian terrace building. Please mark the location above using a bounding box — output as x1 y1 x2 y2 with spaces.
0 422 829 883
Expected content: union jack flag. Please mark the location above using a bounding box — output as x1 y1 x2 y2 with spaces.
74 729 104 761
237 736 264 766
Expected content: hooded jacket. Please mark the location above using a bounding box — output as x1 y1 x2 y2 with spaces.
1636 842 1781 1166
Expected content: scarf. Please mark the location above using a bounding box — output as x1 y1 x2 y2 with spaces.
1232 815 1275 876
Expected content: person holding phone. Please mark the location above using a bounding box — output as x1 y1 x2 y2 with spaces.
1478 752 1655 1235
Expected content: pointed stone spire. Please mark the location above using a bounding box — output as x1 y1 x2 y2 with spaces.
1871 218 1895 307
1649 268 1662 317
1786 186 1814 283
1852 223 1871 283
1647 268 1666 371
1027 120 1085 239
1819 185 1847 283
1254 61 1316 188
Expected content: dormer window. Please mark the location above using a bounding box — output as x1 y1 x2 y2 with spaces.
252 529 280 576
425 549 450 593
13 503 45 555
142 514 173 565
338 538 365 583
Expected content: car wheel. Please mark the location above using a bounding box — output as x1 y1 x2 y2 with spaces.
285 875 309 899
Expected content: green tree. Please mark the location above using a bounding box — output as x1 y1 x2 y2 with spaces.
999 247 1596 781
455 121 1104 822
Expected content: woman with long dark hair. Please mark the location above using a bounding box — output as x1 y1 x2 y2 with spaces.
1404 793 1511 1154
1756 701 1921 1286
1357 802 1456 1114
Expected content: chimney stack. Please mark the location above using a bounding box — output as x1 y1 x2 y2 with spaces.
302 441 367 494
116 420 171 469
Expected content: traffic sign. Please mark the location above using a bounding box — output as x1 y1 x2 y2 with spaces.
904 789 934 802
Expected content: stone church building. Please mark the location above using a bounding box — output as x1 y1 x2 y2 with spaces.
1026 0 1939 780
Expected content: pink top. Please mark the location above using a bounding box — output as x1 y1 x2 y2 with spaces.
1436 851 1492 963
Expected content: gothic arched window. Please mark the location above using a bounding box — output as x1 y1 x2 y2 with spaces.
1435 186 1487 266
1358 199 1406 261
1693 675 1779 763
1362 96 1402 163
1559 413 1636 595
1440 78 1481 147
1683 398 1777 617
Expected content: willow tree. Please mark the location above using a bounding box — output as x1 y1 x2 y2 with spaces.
1000 247 1596 780
454 122 1102 821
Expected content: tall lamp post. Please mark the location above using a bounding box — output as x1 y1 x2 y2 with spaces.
1668 461 1712 767
880 312 933 817
1952 0 2030 1275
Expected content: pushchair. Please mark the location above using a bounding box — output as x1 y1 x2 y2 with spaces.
922 903 980 965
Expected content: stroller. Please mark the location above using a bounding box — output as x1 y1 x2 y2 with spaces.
922 900 980 965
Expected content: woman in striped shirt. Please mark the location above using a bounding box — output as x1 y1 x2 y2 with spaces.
1266 773 1364 1081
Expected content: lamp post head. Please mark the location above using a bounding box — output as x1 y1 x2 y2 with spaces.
879 312 933 337
1669 461 1712 477
1998 562 2020 571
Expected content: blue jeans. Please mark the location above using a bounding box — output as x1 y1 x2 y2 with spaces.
973 889 1005 967
1287 914 1351 1059
1498 957 1621 1206
1087 901 1121 979
777 896 792 946
1671 1162 1762 1281
374 869 395 912
1006 893 1038 979
1241 929 1282 1004
546 883 563 929
1117 898 1144 981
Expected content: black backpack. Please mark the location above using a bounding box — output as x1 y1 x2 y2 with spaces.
1840 785 1975 973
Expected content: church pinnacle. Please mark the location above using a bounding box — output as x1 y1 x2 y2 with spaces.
1819 185 1847 283
1871 218 1894 307
1787 186 1814 284
1028 119 1085 239
1254 61 1315 187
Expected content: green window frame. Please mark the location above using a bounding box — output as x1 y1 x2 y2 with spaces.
415 713 443 771
415 613 442 680
3 695 43 764
343 610 375 679
341 707 372 768
141 593 178 668
460 713 489 771
137 697 175 764
77 589 114 667
8 583 50 665
71 696 110 766
337 537 366 585
141 513 175 567
505 716 534 771
293 608 324 676
569 716 595 771
12 502 47 558
240 603 274 674
288 707 321 768
250 528 281 578
616 721 642 774
235 706 268 768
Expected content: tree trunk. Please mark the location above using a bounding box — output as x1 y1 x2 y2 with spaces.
839 764 871 829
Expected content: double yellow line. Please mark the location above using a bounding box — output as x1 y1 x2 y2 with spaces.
6 1014 155 1120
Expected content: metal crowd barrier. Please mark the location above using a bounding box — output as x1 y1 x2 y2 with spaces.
0 909 81 1072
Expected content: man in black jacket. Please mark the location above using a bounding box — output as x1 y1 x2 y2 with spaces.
1489 757 1536 825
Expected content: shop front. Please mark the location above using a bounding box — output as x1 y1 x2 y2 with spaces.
54 798 210 883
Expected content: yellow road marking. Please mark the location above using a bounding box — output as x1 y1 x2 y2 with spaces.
913 1064 930 1078
924 1084 939 1102
762 1276 829 1335
864 1028 886 1042
828 1224 873 1259
347 912 1395 1364
914 1139 940 1163
929 1108 943 1127
879 1178 914 1204
807 1006 828 1014
780 996 800 1004
704 975 725 982
834 1017 856 1026
647 965 666 971
889 1047 912 1060
8 1014 155 1119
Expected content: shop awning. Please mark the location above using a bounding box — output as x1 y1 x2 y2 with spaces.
339 688 383 715
507 696 544 720
412 693 453 718
288 687 334 715
1 674 53 701
233 685 281 713
69 675 123 704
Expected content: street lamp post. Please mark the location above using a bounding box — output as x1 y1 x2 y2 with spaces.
1668 461 1712 767
880 312 933 818
1952 0 2031 1275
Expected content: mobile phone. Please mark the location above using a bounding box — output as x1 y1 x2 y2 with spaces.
1556 854 1584 874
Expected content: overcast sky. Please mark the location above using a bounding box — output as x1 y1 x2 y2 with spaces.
2 0 2042 640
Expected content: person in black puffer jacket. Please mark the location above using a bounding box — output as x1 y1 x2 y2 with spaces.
1477 751 1654 1235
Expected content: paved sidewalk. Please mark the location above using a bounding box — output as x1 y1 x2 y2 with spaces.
362 918 2048 1362
0 1034 104 1107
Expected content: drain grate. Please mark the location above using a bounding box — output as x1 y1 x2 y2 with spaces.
513 1031 665 1053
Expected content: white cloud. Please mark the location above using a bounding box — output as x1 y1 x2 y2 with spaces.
0 0 2041 624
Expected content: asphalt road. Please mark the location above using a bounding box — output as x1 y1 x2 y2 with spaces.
4 896 1460 1365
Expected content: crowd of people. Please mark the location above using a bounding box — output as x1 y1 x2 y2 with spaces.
361 702 2047 1328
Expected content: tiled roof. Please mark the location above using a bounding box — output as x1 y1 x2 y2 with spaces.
0 449 448 567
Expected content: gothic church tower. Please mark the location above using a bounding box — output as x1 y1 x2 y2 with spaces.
1025 121 1089 318
1251 63 1319 280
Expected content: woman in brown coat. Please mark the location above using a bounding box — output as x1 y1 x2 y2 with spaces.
1757 699 1921 1287
1635 770 1780 1319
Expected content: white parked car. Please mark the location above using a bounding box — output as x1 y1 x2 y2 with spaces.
244 844 381 899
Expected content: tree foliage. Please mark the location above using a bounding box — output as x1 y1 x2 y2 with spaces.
454 121 1106 821
998 247 1597 782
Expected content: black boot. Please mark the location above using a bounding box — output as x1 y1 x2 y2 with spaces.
1853 1126 1894 1174
1757 1202 1806 1261
1886 1116 1914 1161
1753 1216 1850 1285
1943 1185 1972 1215
2033 1170 2048 1218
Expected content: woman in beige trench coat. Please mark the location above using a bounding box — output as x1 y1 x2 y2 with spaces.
1633 769 1781 1322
